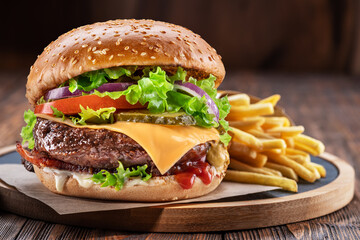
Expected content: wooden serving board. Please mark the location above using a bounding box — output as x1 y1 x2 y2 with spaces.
0 147 354 232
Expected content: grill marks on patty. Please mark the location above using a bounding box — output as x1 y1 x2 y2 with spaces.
32 118 210 176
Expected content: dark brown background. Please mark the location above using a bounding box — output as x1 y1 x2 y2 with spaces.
2 0 360 73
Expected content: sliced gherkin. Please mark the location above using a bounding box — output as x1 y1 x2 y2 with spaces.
115 111 196 126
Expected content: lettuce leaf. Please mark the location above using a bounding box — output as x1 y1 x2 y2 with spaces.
68 66 136 93
91 162 151 191
50 106 66 121
20 110 37 149
70 106 116 125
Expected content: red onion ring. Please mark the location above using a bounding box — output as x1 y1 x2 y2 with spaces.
174 81 219 121
44 82 134 101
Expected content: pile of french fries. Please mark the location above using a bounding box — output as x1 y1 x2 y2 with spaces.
224 93 326 192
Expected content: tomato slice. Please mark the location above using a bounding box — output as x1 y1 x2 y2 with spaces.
34 95 145 115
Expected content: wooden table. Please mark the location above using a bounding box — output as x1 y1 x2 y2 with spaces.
0 71 359 239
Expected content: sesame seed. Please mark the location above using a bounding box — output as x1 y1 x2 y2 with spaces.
170 41 175 44
131 49 138 54
114 34 120 37
140 52 147 56
98 41 102 45
149 46 153 50
92 59 96 64
155 43 162 48
150 56 156 59
140 42 147 45
88 47 92 52
154 48 160 52
79 66 83 71
200 58 204 62
160 31 166 34
164 52 170 57
82 44 88 48
88 56 92 60
74 50 79 54
124 46 129 50
92 47 97 51
143 37 147 41
208 56 212 61
109 55 114 60
94 36 100 41
117 53 125 57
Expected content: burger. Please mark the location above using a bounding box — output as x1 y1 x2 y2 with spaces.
17 19 231 202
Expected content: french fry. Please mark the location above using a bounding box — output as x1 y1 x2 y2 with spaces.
266 126 304 138
310 162 326 178
228 94 250 106
260 139 287 151
229 159 274 176
255 94 281 107
286 154 310 164
261 117 290 129
294 142 319 156
264 162 298 181
285 148 307 156
227 103 274 120
247 129 275 139
229 141 257 160
230 128 263 150
225 170 298 192
266 153 317 182
284 138 295 148
262 167 282 177
303 162 321 179
229 117 265 130
294 134 325 156
262 149 283 155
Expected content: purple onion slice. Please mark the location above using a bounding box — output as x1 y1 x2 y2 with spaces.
45 82 134 101
174 81 219 121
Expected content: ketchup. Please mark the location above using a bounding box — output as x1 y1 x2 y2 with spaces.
173 155 213 189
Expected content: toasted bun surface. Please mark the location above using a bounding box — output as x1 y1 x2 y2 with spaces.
27 19 225 106
33 165 226 202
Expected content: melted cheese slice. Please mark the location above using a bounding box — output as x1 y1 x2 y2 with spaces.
36 114 219 174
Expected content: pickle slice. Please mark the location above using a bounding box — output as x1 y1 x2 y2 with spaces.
115 111 196 125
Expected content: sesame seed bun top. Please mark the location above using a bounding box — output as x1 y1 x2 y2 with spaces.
26 19 225 106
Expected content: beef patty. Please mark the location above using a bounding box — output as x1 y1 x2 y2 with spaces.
33 118 210 175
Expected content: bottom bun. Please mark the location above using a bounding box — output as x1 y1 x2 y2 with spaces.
33 165 226 202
